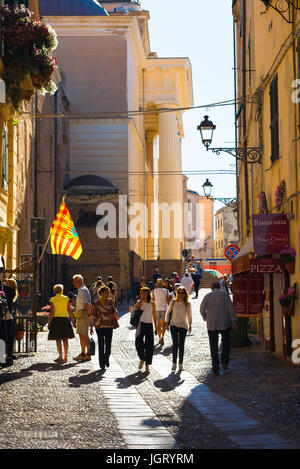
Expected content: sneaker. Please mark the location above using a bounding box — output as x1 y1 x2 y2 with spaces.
171 363 176 373
83 354 91 361
179 364 184 372
138 360 145 371
145 364 150 373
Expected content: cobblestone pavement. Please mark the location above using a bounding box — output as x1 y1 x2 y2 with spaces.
1 289 300 449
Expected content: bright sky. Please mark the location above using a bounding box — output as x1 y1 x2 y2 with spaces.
141 0 236 212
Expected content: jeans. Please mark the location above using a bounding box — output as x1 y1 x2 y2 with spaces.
135 322 154 365
96 328 113 369
208 327 231 373
170 326 187 364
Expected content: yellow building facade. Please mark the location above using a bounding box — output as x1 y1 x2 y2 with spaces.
233 0 300 357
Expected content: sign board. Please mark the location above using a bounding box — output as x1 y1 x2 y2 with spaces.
252 214 289 255
233 274 264 317
16 279 33 315
225 244 240 261
250 258 284 274
231 254 250 275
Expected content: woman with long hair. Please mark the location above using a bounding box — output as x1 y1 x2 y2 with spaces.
165 286 192 373
152 278 171 346
48 284 76 363
134 287 157 373
92 285 119 371
0 278 19 366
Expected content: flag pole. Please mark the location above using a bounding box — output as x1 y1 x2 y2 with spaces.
38 232 51 264
38 195 67 264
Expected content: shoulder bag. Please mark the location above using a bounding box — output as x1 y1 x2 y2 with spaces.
130 308 143 328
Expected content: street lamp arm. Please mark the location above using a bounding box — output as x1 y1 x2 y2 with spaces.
209 147 262 164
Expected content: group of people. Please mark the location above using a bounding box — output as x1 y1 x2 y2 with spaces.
0 267 237 377
48 274 119 368
131 271 237 376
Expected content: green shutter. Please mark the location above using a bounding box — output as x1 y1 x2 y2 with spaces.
2 126 8 191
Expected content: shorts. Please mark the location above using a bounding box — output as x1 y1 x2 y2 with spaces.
76 310 89 335
157 311 166 322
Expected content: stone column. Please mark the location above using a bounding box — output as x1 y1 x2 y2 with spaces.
158 107 183 260
145 130 157 260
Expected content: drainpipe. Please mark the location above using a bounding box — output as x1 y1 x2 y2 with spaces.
233 16 240 240
242 0 250 236
54 90 58 282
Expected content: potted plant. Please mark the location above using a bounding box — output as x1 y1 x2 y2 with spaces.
279 245 296 274
275 181 285 212
15 316 25 342
36 305 50 330
27 320 42 341
279 286 296 316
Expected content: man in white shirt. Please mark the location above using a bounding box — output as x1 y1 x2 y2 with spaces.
180 273 194 294
200 282 237 376
73 274 93 361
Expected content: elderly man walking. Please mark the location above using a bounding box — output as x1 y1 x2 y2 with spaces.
73 274 93 361
200 282 237 376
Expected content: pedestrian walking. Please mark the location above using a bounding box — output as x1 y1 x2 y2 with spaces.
165 286 192 373
220 275 230 294
200 282 237 376
48 284 75 364
0 278 19 366
180 272 194 294
90 276 104 304
152 278 171 346
152 268 162 284
164 278 173 294
73 274 93 361
107 276 117 304
191 269 201 298
134 287 157 373
92 286 119 371
170 282 181 300
136 276 147 299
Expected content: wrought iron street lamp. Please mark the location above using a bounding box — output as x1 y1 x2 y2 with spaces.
202 178 237 207
197 115 262 164
202 178 213 198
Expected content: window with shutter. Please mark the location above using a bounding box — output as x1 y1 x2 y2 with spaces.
270 74 279 162
2 126 8 191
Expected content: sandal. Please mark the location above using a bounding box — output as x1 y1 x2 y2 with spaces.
54 357 64 364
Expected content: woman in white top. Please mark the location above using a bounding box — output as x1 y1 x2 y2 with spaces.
134 287 157 373
165 286 192 373
153 278 171 346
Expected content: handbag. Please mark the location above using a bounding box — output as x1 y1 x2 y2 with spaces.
75 309 84 319
89 337 95 356
130 308 143 328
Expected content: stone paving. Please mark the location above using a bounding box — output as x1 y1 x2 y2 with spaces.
1 289 300 449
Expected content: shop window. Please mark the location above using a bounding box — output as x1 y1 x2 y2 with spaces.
270 74 279 162
2 126 8 191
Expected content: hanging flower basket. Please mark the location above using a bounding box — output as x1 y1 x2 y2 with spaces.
279 245 296 274
0 4 58 109
275 180 286 212
258 192 268 214
279 285 297 317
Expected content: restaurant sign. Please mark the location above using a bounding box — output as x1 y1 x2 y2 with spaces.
233 274 264 317
252 214 289 255
250 258 284 274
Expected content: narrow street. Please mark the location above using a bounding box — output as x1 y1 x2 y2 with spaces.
1 289 300 450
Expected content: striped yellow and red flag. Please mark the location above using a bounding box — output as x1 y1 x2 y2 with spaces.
50 197 82 260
